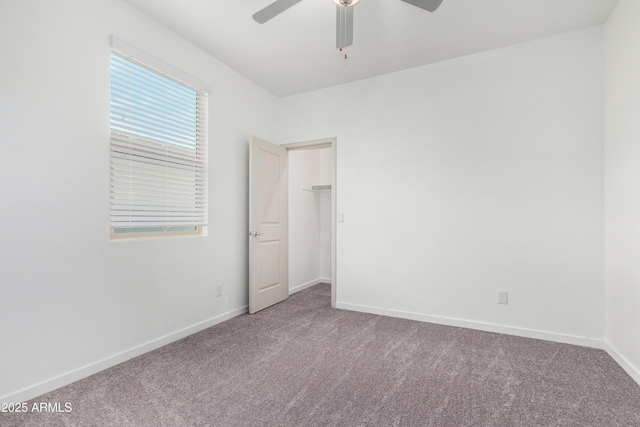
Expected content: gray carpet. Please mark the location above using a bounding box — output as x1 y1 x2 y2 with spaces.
3 283 640 426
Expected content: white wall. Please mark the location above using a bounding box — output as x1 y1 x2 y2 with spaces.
288 148 332 292
278 27 605 345
0 0 276 402
604 0 640 383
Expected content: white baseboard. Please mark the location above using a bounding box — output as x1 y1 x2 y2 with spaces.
290 278 331 294
0 306 248 405
335 302 604 349
604 341 640 386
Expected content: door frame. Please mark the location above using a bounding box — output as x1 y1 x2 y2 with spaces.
282 137 337 308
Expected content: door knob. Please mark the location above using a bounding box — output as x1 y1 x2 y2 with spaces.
250 231 263 237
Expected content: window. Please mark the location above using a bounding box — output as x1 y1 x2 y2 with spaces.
109 37 209 238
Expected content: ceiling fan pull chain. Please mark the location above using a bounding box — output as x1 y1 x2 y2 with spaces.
338 45 347 60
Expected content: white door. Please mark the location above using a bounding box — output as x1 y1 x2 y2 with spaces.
249 136 289 314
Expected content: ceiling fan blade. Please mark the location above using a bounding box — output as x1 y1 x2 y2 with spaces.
336 5 354 49
253 0 304 24
399 0 444 12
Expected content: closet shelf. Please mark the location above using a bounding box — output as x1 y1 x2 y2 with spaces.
311 185 331 191
301 184 331 191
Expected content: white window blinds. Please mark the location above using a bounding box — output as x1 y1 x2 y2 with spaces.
109 40 208 232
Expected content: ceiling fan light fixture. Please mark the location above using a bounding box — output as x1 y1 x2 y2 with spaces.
332 0 360 7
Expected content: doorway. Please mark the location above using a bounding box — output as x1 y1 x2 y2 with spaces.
283 138 337 308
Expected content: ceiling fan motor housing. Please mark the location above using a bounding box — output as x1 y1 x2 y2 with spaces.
333 0 360 6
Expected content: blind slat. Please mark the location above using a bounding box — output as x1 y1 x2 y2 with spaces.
110 141 206 165
110 55 200 103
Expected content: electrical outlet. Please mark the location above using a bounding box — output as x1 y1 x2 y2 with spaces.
215 284 223 297
497 290 508 304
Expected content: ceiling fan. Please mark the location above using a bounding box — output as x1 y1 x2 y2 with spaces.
253 0 444 53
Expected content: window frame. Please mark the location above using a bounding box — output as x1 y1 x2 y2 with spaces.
108 36 210 240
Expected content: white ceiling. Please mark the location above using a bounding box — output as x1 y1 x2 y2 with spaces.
123 0 619 97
